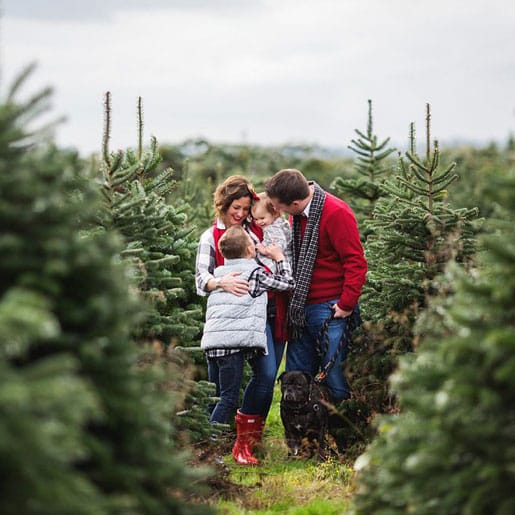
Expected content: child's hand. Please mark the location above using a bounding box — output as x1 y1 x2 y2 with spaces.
257 242 285 261
255 242 268 255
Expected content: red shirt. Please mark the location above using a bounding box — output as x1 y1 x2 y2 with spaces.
300 192 367 311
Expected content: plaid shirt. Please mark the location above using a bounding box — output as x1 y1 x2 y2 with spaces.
205 260 294 358
247 260 294 297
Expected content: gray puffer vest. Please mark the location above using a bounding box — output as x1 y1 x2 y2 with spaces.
201 258 267 352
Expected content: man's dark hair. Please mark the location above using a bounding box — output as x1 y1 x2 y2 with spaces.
265 169 310 205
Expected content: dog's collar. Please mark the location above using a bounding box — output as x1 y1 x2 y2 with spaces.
283 382 324 412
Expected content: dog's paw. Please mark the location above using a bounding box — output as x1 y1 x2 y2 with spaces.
287 447 301 458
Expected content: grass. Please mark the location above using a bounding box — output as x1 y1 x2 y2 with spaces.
211 379 357 514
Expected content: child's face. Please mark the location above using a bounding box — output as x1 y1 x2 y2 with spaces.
251 203 276 228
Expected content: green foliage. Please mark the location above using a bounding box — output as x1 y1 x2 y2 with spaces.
99 94 203 349
161 138 351 192
0 68 212 514
364 107 479 323
168 158 216 240
444 142 514 221
98 94 221 448
217 382 354 514
176 379 228 443
343 107 479 447
331 99 396 229
354 169 515 515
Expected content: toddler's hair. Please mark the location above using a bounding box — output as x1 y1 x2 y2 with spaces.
218 226 252 259
253 192 280 218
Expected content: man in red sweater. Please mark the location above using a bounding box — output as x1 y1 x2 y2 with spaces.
265 169 367 408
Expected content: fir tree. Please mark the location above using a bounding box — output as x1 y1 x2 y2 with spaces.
354 169 515 515
168 158 216 240
99 92 204 348
99 93 224 444
331 99 395 229
364 106 478 325
341 106 479 445
0 66 212 514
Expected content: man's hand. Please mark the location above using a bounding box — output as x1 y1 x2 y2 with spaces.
220 271 249 296
332 303 352 319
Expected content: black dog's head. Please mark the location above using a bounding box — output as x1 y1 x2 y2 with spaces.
278 370 314 404
278 370 333 459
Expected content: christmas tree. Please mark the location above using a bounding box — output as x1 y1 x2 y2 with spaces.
340 106 479 451
0 65 212 514
98 93 224 444
331 99 395 230
365 107 478 324
99 93 204 348
354 168 515 515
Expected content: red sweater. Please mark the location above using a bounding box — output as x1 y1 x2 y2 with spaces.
300 192 367 311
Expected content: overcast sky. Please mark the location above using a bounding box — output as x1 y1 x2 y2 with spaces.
1 0 514 156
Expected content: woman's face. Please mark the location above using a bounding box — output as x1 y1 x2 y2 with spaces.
223 196 252 227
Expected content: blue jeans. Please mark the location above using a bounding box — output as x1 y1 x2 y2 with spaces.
286 299 352 403
240 319 285 418
207 351 245 424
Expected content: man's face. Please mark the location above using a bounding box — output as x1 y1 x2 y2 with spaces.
269 198 304 216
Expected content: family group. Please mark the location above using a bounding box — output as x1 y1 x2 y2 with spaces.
195 168 367 465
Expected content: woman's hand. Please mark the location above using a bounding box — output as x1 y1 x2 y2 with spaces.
219 271 250 296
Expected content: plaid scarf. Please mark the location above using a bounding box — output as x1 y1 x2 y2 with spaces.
289 182 326 339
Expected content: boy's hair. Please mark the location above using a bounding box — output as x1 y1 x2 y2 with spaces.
213 175 257 218
252 192 280 218
218 226 252 259
265 169 310 205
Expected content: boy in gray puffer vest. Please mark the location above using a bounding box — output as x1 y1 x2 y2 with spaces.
201 225 294 464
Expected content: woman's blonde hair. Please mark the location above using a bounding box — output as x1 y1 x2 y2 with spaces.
213 175 257 219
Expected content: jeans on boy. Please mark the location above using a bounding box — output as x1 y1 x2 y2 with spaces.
207 351 245 424
285 299 351 402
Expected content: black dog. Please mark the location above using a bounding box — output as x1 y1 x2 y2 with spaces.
278 371 332 459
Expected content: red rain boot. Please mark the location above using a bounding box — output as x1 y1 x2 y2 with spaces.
252 415 266 448
232 410 262 465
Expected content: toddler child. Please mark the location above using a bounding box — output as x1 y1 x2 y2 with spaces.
251 192 293 343
251 191 292 271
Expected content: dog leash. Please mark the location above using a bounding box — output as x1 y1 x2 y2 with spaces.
314 310 357 384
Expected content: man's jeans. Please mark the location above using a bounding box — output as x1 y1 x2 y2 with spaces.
207 351 245 424
286 299 353 402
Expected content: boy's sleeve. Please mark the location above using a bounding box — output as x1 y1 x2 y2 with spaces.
249 262 295 297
